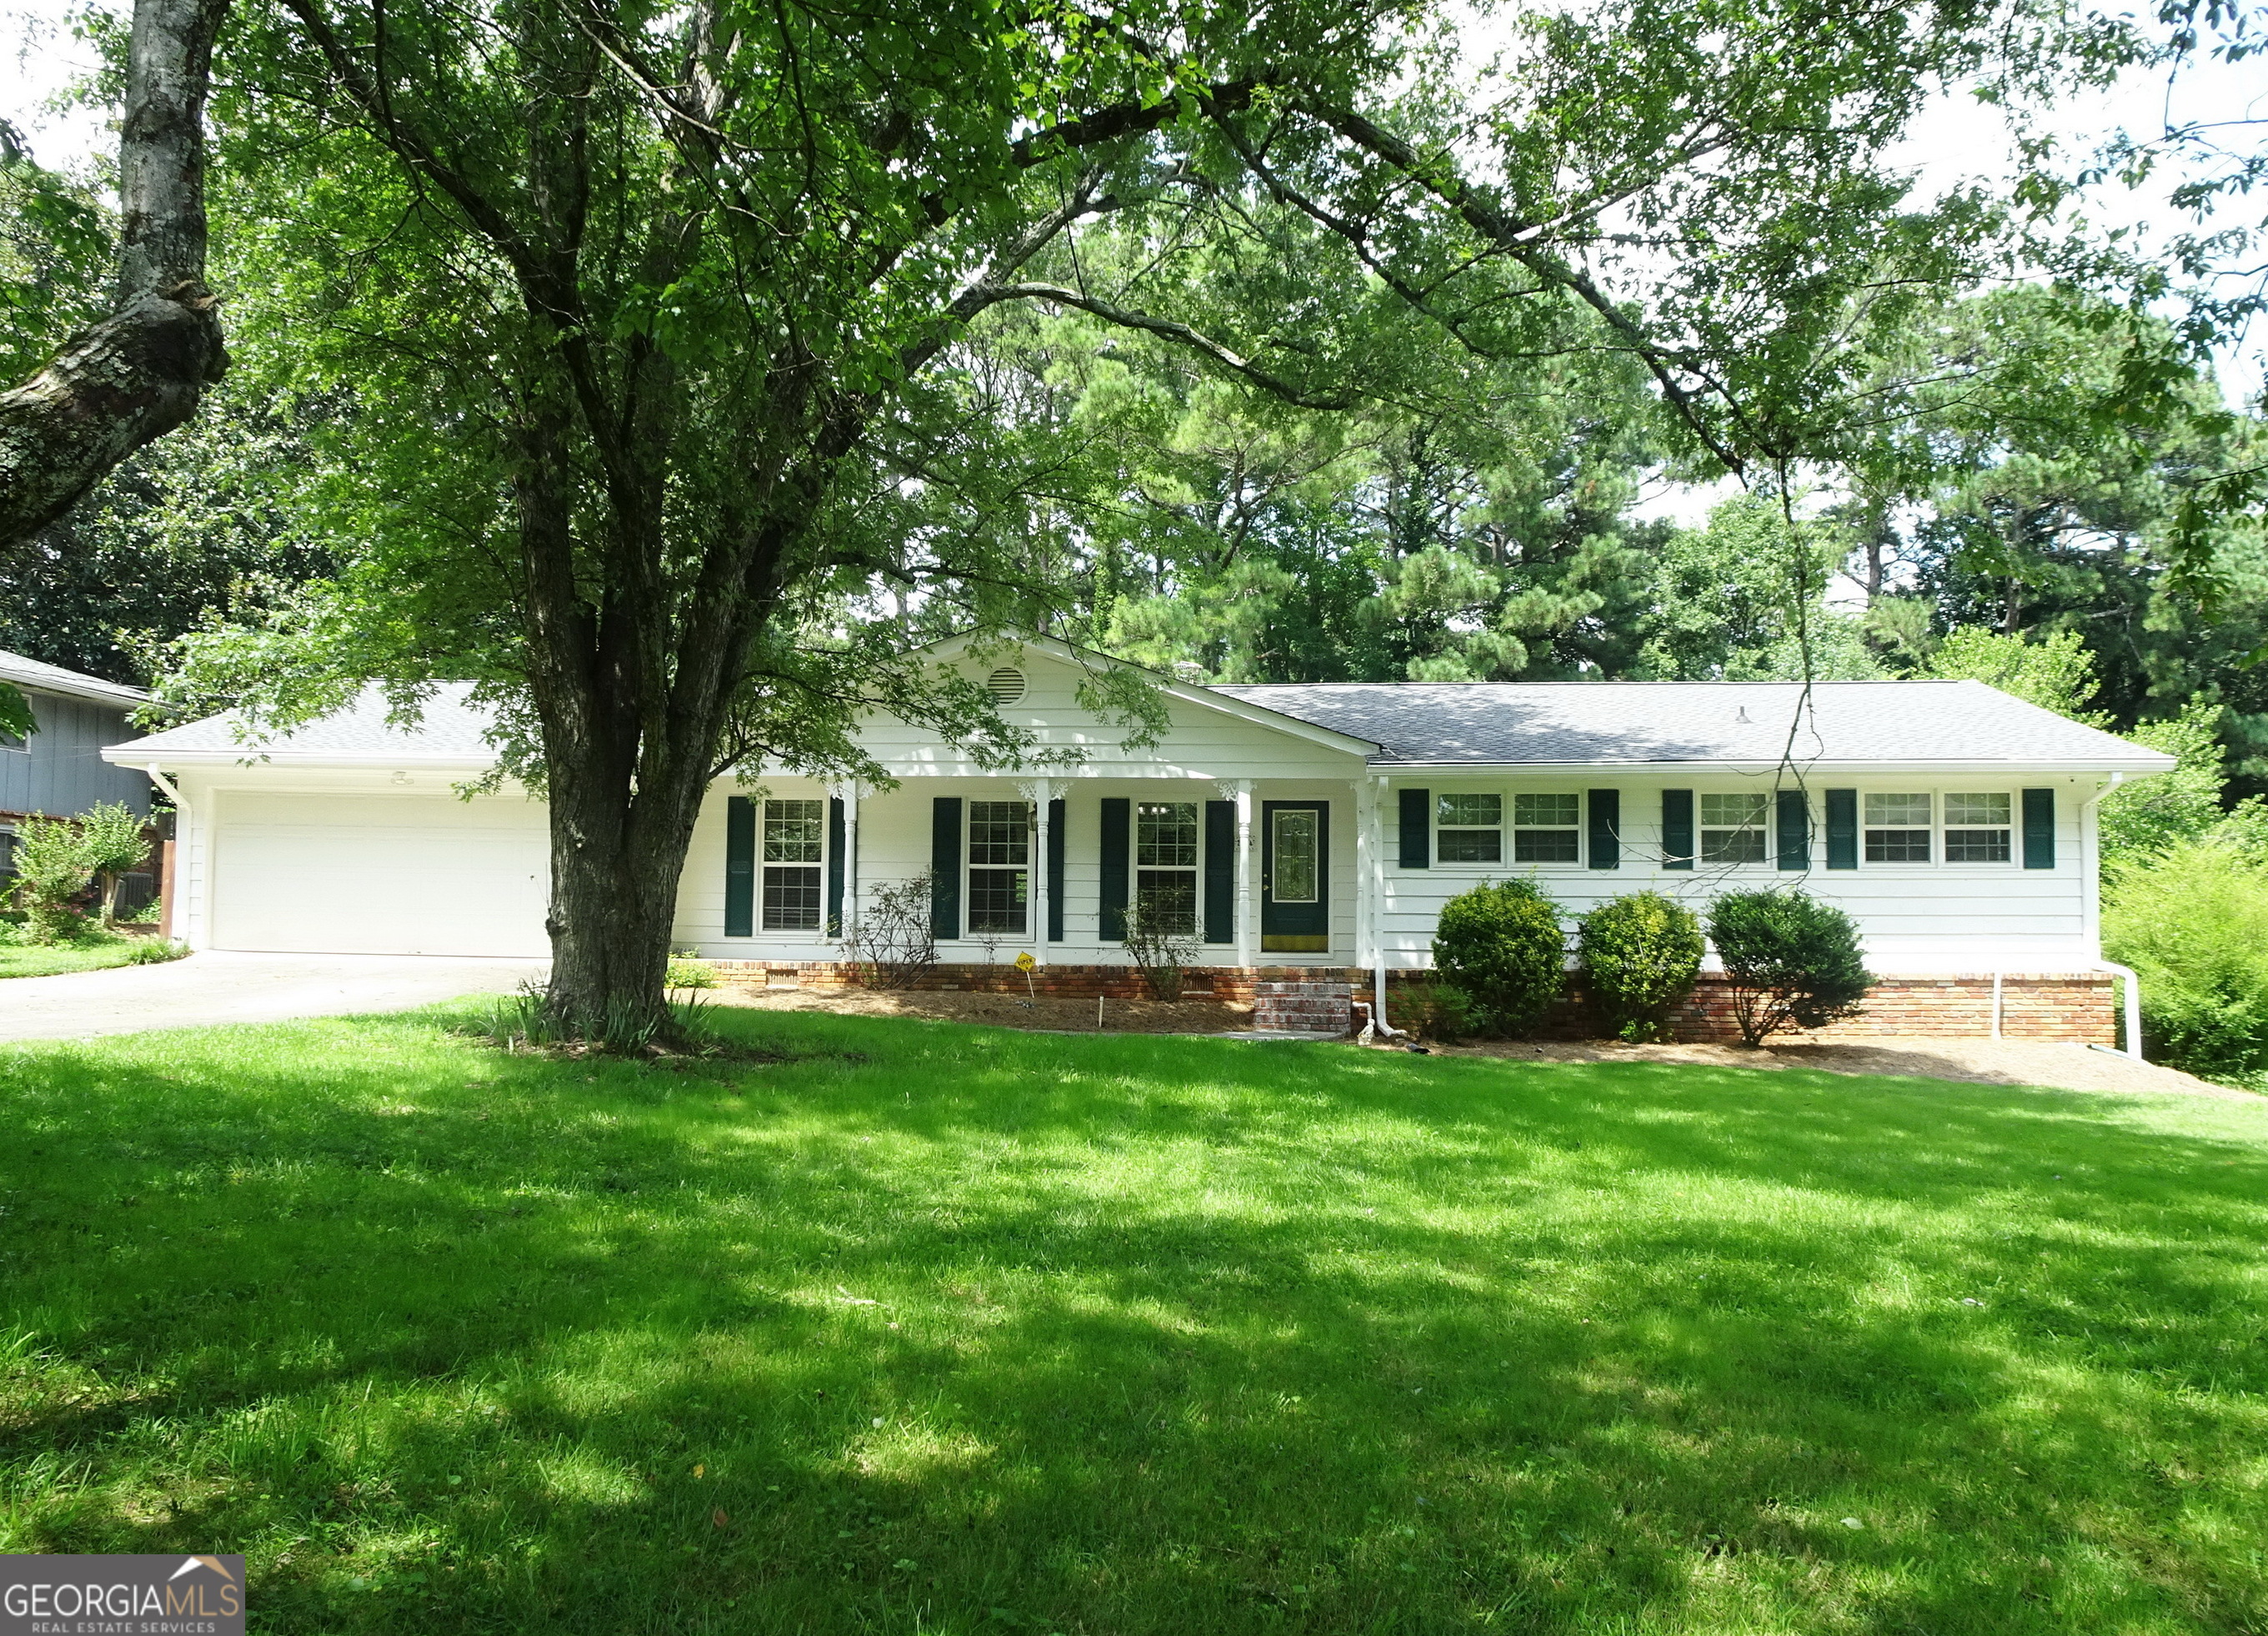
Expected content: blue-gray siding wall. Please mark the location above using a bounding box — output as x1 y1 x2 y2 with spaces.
0 690 152 818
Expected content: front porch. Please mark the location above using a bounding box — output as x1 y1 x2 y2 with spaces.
684 772 1381 972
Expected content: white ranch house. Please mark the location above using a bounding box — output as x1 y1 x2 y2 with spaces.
106 636 2173 1040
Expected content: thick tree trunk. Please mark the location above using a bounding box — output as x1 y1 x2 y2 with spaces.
0 0 229 553
541 755 714 1044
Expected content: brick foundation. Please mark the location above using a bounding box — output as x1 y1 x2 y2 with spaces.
705 961 1361 1007
704 961 2115 1045
1252 981 1354 1035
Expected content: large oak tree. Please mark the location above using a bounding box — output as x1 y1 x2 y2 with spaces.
21 0 2135 1036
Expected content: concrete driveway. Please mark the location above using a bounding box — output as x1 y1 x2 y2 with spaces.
0 951 549 1042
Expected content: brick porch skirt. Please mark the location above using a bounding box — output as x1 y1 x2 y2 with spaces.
705 961 2115 1044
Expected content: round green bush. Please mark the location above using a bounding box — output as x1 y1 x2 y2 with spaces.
1705 889 1872 1045
2103 837 2268 1080
1430 880 1568 1038
1578 892 1704 1042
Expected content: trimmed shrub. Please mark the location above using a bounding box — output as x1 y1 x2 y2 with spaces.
1430 880 1568 1037
1579 892 1704 1042
666 951 720 991
7 814 100 944
1706 889 1872 1046
2103 838 2268 1081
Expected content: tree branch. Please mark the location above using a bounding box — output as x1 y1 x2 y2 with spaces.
985 283 1358 409
0 0 231 551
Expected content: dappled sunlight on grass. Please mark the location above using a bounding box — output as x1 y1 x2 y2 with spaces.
2 1008 2265 1631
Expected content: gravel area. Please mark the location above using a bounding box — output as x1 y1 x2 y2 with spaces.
710 984 2249 1099
1430 1036 2251 1099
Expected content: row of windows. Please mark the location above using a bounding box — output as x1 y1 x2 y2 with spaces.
744 785 2044 936
1426 790 2025 866
751 797 1237 939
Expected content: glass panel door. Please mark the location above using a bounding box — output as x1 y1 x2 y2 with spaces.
1261 801 1329 952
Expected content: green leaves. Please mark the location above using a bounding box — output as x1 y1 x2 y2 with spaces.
0 681 32 744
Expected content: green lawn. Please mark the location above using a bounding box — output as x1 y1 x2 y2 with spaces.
3 1010 2265 1634
0 936 162 978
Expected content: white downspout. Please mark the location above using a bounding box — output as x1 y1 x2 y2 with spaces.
2080 772 2142 1060
1366 770 1407 1041
2095 961 2145 1062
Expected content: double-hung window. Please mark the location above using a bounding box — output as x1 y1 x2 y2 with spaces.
1700 793 1768 863
1512 794 1580 862
967 800 1031 935
1135 801 1200 934
1437 794 1503 862
760 799 825 930
1943 793 2014 862
1864 794 1933 862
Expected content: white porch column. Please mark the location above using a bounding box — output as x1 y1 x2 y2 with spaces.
1026 779 1054 964
1356 774 1379 978
838 782 861 946
1234 779 1255 969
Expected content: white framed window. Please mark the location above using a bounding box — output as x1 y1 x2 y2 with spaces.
760 799 825 930
1864 793 1932 862
967 800 1031 936
0 825 16 879
1700 793 1768 864
1437 793 1503 862
0 722 23 752
1511 793 1579 862
1135 801 1200 934
1944 792 2014 863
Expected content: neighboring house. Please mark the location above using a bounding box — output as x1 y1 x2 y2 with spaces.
103 635 2175 1038
1 649 154 894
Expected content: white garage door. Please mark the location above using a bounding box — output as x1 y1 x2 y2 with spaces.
211 791 549 956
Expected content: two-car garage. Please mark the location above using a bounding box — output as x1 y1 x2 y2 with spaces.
206 790 550 956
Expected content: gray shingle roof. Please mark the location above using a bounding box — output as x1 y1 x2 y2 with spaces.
0 648 148 709
113 684 500 761
1212 680 2173 769
111 675 2175 773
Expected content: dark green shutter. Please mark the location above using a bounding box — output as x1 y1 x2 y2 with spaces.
725 795 755 936
1661 789 1693 871
826 797 846 935
1099 797 1131 940
1587 789 1619 869
1046 798 1066 941
1776 789 1809 871
2023 788 2055 869
1397 787 1430 868
1203 800 1234 944
930 797 961 941
1825 789 1858 869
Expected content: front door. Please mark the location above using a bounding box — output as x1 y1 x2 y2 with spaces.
1261 801 1329 953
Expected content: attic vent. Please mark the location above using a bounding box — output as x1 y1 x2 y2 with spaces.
985 666 1026 705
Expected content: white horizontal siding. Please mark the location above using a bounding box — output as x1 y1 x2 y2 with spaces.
1377 774 2100 974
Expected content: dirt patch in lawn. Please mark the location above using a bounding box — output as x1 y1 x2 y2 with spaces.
709 983 1257 1035
1433 1036 2250 1099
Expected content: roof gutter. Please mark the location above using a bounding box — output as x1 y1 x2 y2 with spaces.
98 749 500 772
1362 758 2177 776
